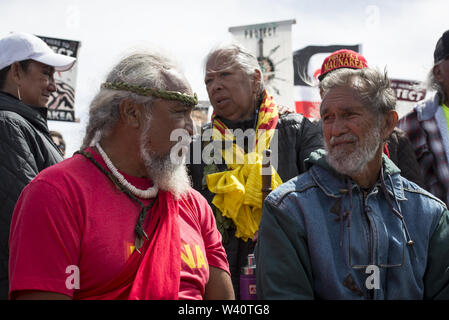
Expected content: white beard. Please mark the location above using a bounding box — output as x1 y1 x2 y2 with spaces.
325 127 381 177
140 132 191 200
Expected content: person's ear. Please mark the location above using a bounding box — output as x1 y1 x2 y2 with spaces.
9 62 25 85
118 99 142 128
381 110 398 141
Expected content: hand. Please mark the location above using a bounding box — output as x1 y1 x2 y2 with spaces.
252 231 258 242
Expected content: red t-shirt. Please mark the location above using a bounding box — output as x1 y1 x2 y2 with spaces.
9 149 229 300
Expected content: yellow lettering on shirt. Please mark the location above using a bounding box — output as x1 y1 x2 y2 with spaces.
195 245 207 270
125 241 136 258
181 244 196 268
181 243 208 270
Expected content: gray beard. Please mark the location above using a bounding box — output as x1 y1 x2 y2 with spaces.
140 135 191 200
325 128 381 177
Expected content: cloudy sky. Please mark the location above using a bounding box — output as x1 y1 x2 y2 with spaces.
1 0 448 156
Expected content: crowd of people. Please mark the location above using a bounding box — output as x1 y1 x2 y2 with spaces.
0 29 448 300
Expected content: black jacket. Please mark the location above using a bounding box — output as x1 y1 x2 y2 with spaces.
0 92 63 299
386 127 424 188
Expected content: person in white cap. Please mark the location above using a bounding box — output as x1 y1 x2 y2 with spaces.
0 32 76 299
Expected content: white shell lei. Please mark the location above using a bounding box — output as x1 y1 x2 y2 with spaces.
95 142 158 199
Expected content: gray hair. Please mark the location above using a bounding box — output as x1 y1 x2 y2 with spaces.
320 68 396 117
204 43 265 96
81 52 183 150
428 64 446 104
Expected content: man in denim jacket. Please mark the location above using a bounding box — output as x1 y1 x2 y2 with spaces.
256 67 449 299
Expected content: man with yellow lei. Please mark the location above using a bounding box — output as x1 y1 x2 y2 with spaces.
188 43 323 298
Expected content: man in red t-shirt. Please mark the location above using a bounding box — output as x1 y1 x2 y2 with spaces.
8 51 234 300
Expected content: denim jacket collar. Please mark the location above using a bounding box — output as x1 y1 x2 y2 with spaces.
306 149 405 200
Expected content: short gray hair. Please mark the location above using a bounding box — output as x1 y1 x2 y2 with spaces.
320 68 396 116
81 51 183 150
204 43 265 96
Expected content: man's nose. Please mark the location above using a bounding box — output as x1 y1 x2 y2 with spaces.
185 114 194 137
48 76 57 92
330 118 349 137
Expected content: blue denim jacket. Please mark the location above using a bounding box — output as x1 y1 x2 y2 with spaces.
256 149 449 299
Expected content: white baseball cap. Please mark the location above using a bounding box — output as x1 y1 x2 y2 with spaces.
0 32 76 71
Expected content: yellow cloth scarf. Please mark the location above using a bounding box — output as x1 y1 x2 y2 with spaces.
206 91 283 241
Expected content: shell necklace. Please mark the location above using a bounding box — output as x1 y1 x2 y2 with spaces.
95 142 158 199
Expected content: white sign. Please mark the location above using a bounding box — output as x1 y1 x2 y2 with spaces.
229 19 296 109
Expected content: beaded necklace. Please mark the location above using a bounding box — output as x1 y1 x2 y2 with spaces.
76 148 157 253
95 142 158 199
